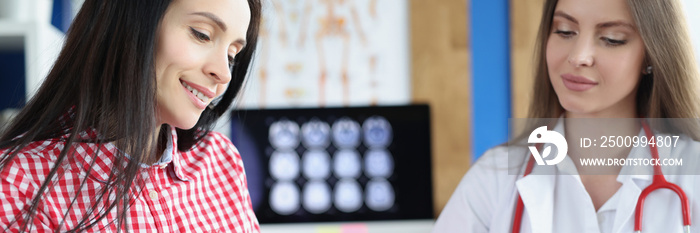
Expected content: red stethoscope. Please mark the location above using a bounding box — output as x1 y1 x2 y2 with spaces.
512 120 691 233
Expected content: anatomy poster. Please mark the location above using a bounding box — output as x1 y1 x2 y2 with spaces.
239 0 410 108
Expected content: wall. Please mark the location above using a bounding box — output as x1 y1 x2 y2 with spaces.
682 0 700 67
511 0 543 119
410 0 471 216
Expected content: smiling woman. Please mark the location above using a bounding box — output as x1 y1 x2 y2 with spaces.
0 0 261 232
155 0 251 130
545 0 647 118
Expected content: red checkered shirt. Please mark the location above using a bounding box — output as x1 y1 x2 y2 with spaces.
0 127 260 232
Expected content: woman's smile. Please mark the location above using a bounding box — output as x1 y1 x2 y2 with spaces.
181 80 215 109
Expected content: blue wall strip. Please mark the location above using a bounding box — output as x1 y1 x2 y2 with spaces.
470 0 511 161
51 0 72 33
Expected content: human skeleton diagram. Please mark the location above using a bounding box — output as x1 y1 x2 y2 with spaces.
254 0 388 108
312 0 368 106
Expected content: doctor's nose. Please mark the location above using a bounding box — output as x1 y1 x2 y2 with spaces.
567 39 595 68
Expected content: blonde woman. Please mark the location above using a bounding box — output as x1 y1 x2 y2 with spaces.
433 0 700 232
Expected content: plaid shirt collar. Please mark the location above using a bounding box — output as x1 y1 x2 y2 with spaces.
69 126 194 183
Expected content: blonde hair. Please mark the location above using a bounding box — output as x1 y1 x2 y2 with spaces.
527 0 700 139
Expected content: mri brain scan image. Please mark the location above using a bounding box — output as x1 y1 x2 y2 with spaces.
269 119 300 149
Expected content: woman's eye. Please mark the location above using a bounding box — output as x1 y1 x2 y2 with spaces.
190 27 211 42
602 37 626 47
554 30 576 38
228 55 235 71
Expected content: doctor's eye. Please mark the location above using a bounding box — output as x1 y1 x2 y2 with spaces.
554 30 576 39
190 27 211 42
601 37 627 47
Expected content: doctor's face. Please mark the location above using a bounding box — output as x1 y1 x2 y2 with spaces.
546 0 646 117
155 0 250 129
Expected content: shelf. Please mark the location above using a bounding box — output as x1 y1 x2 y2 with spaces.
0 19 64 100
0 20 31 50
260 219 434 233
0 20 30 36
0 35 23 51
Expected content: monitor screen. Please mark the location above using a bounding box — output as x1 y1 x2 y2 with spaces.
229 105 433 224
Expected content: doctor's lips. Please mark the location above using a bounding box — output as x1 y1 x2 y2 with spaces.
561 74 598 91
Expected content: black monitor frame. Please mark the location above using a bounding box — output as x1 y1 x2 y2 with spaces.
230 104 433 223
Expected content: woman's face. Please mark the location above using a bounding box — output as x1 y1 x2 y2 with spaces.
155 0 250 129
546 0 646 117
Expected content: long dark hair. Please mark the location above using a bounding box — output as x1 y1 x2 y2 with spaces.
0 0 261 231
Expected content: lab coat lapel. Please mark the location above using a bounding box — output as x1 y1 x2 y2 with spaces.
515 165 556 233
612 137 657 233
612 175 650 233
511 117 563 233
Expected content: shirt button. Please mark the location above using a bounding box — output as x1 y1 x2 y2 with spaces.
149 191 158 200
158 164 168 169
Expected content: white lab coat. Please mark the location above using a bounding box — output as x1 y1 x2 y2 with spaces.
433 119 700 233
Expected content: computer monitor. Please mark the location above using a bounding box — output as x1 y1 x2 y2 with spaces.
230 105 433 224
